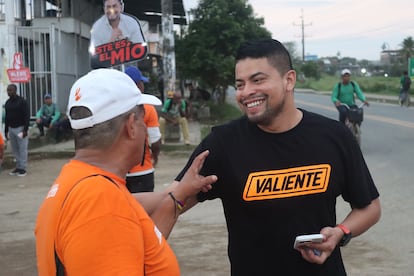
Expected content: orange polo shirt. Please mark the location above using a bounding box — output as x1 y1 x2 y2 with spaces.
35 160 179 276
0 133 4 146
128 104 160 175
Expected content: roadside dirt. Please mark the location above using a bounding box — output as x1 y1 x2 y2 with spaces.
0 151 412 275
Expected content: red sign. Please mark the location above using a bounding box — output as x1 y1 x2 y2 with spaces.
90 39 148 69
7 52 31 83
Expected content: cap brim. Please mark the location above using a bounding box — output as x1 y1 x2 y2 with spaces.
141 76 149 83
139 94 162 106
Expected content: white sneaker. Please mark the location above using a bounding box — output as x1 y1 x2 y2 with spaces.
9 168 19 176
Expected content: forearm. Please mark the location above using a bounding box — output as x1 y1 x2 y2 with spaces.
150 191 200 239
136 150 217 238
134 187 195 239
133 191 170 215
340 198 381 237
133 181 179 215
52 113 61 124
150 140 161 166
149 193 180 239
331 91 339 103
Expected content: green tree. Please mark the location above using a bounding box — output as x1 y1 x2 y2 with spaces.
300 61 321 80
400 36 414 64
176 0 271 103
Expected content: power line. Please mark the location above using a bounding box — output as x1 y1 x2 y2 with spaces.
293 9 312 61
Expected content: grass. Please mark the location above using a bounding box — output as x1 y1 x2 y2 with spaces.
199 101 243 140
295 74 401 95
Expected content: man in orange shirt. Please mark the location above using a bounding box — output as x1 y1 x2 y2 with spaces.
124 66 161 192
35 69 217 275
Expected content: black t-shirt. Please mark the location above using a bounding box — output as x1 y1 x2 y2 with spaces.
177 109 379 275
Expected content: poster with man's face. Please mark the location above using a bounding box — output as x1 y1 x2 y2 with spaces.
89 0 148 68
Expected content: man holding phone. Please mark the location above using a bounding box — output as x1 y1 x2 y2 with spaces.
173 39 381 275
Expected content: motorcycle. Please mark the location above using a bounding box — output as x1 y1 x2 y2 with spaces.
340 102 366 145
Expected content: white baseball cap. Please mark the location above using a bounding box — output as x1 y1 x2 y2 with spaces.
67 68 161 130
341 69 351 76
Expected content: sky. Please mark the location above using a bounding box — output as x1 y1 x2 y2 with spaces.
182 0 414 61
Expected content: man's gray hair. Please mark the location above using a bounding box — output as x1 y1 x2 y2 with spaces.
70 106 135 150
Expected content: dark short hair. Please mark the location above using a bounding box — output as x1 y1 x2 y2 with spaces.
236 38 293 75
103 0 123 5
7 84 17 91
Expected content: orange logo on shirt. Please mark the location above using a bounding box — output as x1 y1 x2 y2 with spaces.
243 164 331 201
75 87 81 101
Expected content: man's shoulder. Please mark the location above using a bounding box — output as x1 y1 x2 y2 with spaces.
302 109 339 125
92 15 106 26
212 117 246 133
302 109 349 133
17 95 28 104
143 104 159 120
120 13 139 26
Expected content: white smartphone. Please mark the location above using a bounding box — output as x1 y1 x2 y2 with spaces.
293 234 324 249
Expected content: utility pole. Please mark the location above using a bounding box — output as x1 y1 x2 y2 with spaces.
293 9 312 62
161 0 176 101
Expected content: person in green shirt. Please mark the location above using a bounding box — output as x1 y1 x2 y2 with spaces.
331 69 369 123
399 71 411 106
35 93 61 136
159 91 190 145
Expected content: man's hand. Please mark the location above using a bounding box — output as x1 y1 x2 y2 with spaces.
110 27 124 41
363 101 370 107
152 156 158 167
295 226 343 265
36 118 41 124
335 101 341 107
174 150 217 200
166 117 178 125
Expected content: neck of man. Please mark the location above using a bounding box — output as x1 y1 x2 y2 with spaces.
108 16 120 28
258 108 303 134
74 148 130 179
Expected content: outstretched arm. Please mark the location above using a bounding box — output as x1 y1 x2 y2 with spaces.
133 150 217 238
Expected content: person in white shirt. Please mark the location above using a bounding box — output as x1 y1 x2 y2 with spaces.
90 0 145 47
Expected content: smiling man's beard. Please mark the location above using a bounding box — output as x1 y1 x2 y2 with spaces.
245 97 285 126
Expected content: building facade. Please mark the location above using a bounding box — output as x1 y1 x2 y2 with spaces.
0 0 186 128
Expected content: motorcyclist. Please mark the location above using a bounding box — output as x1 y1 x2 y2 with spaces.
331 69 369 123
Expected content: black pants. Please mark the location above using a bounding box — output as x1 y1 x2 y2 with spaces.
37 117 52 135
54 118 72 141
126 172 155 193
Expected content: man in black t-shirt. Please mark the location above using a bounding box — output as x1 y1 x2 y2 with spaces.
174 39 381 275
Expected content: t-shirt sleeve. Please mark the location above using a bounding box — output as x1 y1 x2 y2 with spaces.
339 129 379 208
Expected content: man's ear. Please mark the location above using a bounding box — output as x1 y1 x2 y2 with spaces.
125 112 136 138
285 70 296 93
